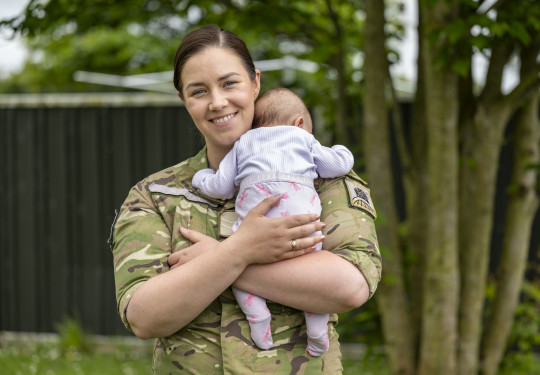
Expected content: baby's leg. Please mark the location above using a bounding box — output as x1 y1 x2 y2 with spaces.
305 312 329 356
232 287 273 349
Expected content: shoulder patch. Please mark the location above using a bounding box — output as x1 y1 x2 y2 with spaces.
344 178 377 219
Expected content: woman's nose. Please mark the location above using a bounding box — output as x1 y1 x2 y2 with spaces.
209 92 228 111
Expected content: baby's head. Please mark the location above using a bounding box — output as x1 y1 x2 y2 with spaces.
253 88 313 133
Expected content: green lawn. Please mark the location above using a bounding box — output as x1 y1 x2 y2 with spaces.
0 343 152 375
1 340 537 374
0 341 391 375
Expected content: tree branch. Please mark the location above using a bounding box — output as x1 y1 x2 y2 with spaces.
386 65 415 183
504 41 540 110
477 0 511 14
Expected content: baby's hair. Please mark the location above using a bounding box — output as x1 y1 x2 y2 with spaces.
253 88 311 128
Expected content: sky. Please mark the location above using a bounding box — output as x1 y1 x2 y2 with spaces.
0 0 29 75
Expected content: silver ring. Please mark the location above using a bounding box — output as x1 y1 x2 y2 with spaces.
291 239 297 251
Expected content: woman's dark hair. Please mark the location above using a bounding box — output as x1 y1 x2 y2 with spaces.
173 25 257 100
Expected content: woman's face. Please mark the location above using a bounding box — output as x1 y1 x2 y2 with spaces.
180 47 260 160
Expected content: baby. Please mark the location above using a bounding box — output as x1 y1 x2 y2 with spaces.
192 88 354 356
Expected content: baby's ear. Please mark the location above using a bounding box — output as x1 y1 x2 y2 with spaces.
293 116 305 128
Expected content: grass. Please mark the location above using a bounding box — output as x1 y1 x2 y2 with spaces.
0 341 153 375
1 338 538 374
343 357 391 375
0 338 391 375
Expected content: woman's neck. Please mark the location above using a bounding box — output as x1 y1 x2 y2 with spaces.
206 147 230 171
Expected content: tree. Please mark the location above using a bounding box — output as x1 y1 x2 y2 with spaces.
1 0 369 146
363 1 540 374
363 1 416 373
2 1 539 374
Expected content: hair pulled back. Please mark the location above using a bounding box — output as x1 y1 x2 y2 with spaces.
173 25 257 100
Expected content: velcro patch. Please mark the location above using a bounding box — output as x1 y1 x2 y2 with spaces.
219 210 238 238
344 178 377 219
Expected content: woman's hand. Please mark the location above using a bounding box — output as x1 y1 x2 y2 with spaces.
168 194 326 270
229 194 326 265
168 228 219 270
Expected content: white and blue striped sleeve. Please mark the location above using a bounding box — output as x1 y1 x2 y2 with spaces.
191 144 239 199
312 141 354 178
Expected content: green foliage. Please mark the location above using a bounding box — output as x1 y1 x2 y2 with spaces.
55 316 94 355
0 0 404 152
0 24 177 92
499 277 540 374
337 298 384 345
425 0 540 78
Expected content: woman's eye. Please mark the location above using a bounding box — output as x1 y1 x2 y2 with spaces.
224 81 238 88
191 88 205 96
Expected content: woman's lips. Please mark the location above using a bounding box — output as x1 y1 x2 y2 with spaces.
211 113 237 126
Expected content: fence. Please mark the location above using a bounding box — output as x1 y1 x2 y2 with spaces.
1 93 538 336
0 93 200 335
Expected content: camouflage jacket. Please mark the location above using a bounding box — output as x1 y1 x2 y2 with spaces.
110 147 381 374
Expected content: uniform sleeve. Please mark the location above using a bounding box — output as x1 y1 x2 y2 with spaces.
191 145 238 199
318 173 381 298
109 181 172 331
311 142 354 178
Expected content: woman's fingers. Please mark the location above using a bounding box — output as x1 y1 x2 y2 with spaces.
280 238 323 260
287 220 326 240
179 226 209 243
248 194 282 217
168 227 218 269
291 235 326 252
233 199 327 264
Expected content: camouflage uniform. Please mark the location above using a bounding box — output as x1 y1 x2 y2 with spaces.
110 147 381 374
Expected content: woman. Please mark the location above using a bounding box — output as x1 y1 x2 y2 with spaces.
110 25 381 374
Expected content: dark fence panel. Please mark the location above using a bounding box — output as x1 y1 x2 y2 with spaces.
0 94 538 337
1 94 200 335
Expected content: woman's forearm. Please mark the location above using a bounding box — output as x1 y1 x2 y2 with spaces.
233 250 369 314
127 242 246 339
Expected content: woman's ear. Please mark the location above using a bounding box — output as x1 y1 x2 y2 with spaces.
253 69 261 98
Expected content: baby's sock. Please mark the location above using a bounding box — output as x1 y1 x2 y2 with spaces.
305 312 329 357
306 331 329 356
248 314 273 350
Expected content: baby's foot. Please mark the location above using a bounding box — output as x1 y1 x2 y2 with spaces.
248 315 273 350
306 333 329 357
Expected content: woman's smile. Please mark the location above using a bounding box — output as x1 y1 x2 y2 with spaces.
211 112 237 126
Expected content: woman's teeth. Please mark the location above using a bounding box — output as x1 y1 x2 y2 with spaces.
214 114 234 124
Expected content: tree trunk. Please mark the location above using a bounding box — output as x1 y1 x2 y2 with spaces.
405 3 428 350
418 1 460 374
363 1 416 373
325 0 348 146
457 39 519 375
480 45 540 375
457 105 510 375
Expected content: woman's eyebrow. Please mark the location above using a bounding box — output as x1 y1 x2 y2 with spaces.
185 81 204 90
218 72 241 81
